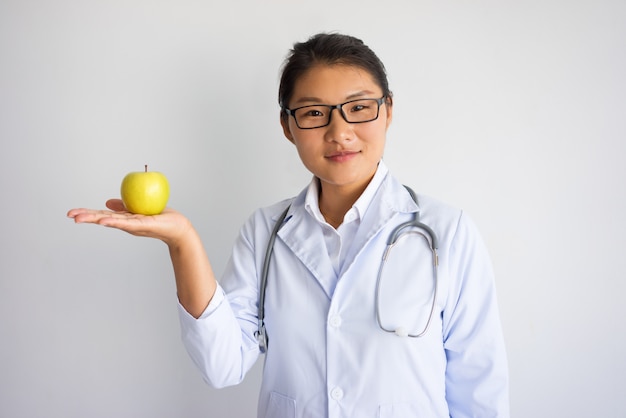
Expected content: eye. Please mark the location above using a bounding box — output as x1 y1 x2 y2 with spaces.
348 101 372 113
297 106 326 119
304 109 324 117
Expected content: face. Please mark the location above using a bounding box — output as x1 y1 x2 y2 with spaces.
280 64 393 194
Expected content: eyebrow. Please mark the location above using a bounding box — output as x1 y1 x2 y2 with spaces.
291 90 378 106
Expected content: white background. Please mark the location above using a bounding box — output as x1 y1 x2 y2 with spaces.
1 0 625 417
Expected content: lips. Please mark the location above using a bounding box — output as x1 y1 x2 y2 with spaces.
325 150 360 162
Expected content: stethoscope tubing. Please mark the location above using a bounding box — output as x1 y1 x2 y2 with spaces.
375 224 439 338
256 186 439 352
256 205 290 353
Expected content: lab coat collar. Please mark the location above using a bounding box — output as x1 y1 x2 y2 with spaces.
302 160 390 225
275 189 336 298
273 168 420 297
340 172 419 275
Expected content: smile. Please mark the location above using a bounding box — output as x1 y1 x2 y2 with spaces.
325 150 360 163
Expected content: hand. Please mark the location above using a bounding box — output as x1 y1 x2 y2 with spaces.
67 199 192 247
68 199 217 316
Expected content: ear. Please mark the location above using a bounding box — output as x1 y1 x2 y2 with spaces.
280 113 295 144
384 96 393 129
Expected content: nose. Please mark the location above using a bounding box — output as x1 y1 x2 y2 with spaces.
324 107 353 143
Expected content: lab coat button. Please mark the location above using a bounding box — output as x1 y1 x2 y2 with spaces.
329 315 342 328
330 387 344 400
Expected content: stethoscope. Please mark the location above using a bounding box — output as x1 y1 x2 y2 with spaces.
256 186 439 353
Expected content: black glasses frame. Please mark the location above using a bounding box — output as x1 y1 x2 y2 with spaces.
283 96 386 130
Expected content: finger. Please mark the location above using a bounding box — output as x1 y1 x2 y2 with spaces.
70 209 118 224
106 199 126 212
68 198 124 219
67 208 89 218
67 208 110 220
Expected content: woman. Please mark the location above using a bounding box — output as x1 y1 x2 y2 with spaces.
68 33 509 417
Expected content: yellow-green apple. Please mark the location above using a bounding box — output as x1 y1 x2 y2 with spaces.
120 165 170 215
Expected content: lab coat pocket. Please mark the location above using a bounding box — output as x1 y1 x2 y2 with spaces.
264 391 296 418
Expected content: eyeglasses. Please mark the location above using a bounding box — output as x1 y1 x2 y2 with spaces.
283 96 386 129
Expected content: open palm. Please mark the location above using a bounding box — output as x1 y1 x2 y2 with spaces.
67 199 191 246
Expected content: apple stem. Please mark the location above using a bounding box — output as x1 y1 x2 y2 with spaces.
145 164 148 172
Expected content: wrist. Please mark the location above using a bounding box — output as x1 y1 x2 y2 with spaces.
164 216 196 250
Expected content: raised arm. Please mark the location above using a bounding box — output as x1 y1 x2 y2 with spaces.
67 199 216 318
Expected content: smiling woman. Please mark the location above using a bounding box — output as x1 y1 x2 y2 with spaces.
279 64 392 223
68 32 509 417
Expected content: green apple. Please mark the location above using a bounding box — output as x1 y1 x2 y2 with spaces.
120 165 170 215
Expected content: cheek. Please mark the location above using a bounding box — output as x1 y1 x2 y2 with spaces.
292 138 318 161
360 122 388 145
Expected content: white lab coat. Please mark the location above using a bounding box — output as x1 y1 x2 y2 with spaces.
178 169 509 418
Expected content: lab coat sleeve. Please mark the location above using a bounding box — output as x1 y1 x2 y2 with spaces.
443 211 510 417
177 217 263 389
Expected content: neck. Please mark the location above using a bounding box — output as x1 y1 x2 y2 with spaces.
320 211 344 229
318 181 367 229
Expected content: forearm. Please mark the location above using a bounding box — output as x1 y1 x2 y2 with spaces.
168 225 218 318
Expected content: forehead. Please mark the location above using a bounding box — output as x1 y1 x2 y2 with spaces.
290 64 380 105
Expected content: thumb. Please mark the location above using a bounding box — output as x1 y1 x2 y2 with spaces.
106 198 127 212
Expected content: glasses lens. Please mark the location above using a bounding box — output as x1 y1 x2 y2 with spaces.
291 98 382 129
341 99 380 123
294 106 330 129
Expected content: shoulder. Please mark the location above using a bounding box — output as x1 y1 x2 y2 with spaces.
252 198 294 223
240 187 307 240
415 193 462 222
416 193 484 245
381 173 461 224
385 171 483 251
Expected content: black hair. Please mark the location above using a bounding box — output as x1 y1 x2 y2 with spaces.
278 33 392 115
